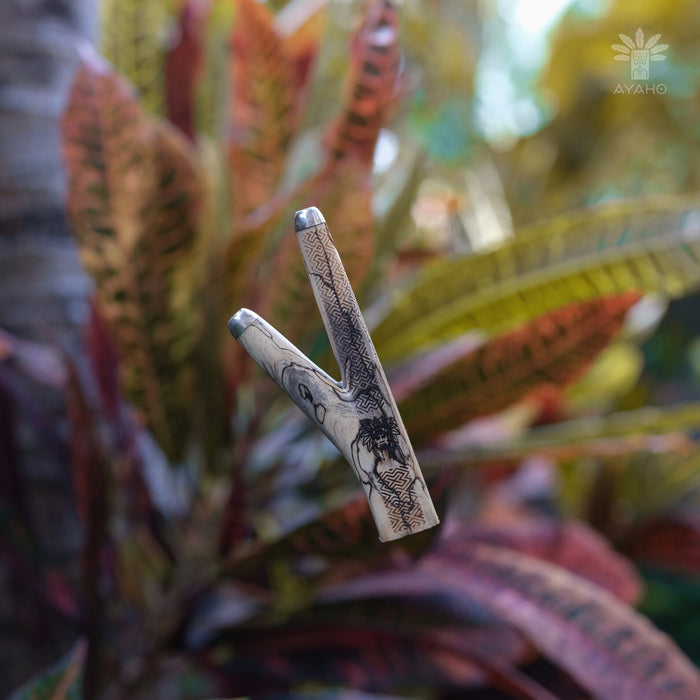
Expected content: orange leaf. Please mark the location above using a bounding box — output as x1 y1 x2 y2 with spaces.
277 0 326 99
396 293 641 445
324 0 401 163
228 0 296 224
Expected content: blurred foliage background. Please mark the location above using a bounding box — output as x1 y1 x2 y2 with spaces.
3 0 700 698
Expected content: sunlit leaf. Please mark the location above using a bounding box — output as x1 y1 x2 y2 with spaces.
425 398 700 467
62 60 203 459
617 449 700 521
100 0 171 114
395 294 638 444
511 402 700 448
565 341 644 412
276 0 327 100
370 196 700 361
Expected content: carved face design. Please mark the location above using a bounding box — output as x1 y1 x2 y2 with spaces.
358 415 407 465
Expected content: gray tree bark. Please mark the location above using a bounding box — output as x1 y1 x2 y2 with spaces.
0 0 97 693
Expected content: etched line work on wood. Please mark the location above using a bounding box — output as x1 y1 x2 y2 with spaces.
300 222 427 534
230 207 439 541
351 415 425 532
303 223 385 411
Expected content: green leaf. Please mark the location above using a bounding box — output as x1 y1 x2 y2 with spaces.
512 402 700 447
8 640 86 700
394 294 639 445
371 195 700 362
100 0 172 115
429 401 700 467
62 60 204 460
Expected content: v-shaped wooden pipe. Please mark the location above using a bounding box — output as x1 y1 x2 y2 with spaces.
229 207 439 541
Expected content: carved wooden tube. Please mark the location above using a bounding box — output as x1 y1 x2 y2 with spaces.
229 206 439 541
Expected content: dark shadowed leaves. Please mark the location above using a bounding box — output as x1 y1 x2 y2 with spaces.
7 640 86 700
627 515 700 577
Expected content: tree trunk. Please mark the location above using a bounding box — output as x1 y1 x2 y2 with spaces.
0 0 97 693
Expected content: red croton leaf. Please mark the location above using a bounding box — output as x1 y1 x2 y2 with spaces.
165 0 209 141
441 516 642 604
65 361 111 695
422 544 700 700
317 523 698 699
84 302 121 423
395 293 641 445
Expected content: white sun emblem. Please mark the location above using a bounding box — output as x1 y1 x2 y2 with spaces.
611 28 668 81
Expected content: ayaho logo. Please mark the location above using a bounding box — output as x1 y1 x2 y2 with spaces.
612 28 668 94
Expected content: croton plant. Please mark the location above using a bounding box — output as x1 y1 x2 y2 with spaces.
5 0 700 698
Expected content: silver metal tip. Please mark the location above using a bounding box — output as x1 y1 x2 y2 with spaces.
228 308 257 340
294 206 325 231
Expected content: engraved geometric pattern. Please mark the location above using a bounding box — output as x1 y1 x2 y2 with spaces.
298 221 429 536
300 223 385 412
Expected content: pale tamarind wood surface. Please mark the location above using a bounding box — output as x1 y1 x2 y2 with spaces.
229 206 439 542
